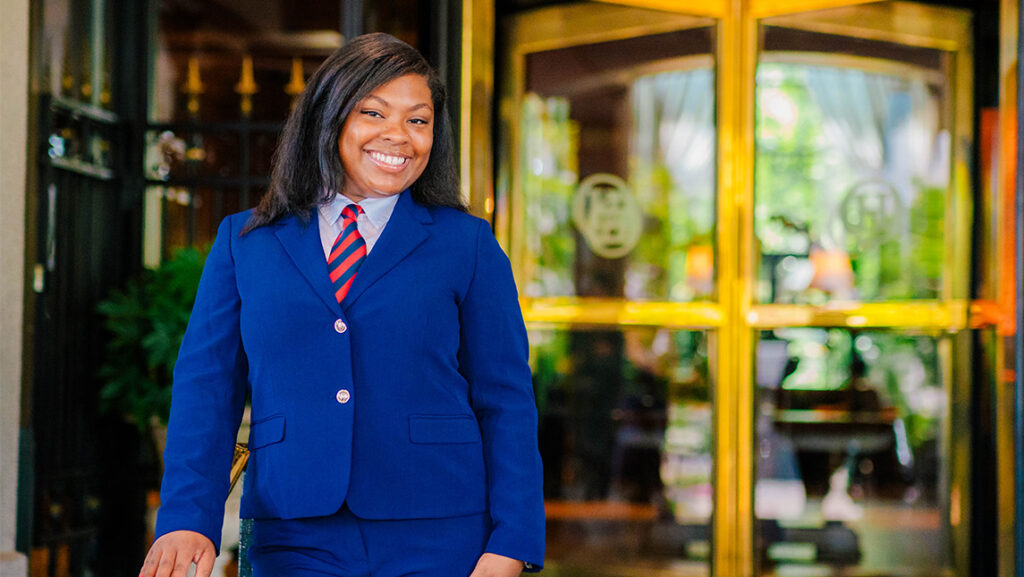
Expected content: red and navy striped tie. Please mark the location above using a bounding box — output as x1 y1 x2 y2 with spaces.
327 204 366 303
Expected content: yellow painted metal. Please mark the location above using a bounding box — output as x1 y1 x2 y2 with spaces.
763 51 946 85
949 49 975 576
494 17 524 267
460 0 495 219
751 0 877 19
949 330 973 577
760 1 971 51
508 3 713 55
520 298 723 328
596 0 727 18
715 0 756 573
949 16 975 305
748 301 970 330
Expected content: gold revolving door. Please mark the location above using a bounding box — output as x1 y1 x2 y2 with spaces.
500 4 722 576
496 1 973 576
750 3 972 576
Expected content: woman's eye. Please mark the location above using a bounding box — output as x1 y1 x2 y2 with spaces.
409 118 430 125
361 110 383 118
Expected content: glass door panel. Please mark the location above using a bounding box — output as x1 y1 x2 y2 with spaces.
754 29 951 304
754 329 952 575
505 5 718 306
533 327 712 575
502 3 720 575
751 3 971 575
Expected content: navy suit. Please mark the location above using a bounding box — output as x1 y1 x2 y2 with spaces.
154 191 545 570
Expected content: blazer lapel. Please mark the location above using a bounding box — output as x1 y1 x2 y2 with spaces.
343 191 431 308
274 212 344 317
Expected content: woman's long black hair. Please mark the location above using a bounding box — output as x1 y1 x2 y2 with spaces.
243 33 464 233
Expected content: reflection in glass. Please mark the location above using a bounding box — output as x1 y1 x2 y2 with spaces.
145 130 186 181
149 1 343 123
363 0 421 47
159 186 191 257
754 329 949 574
40 0 115 106
192 132 241 178
519 29 716 302
520 94 577 298
630 70 716 301
144 130 243 181
250 131 279 178
755 59 949 303
148 186 247 260
533 328 711 575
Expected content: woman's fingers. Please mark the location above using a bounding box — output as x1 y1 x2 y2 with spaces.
140 531 215 577
194 547 216 577
156 549 192 577
468 552 524 577
139 547 160 577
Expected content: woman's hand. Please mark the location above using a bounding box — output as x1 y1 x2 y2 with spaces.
468 552 524 577
139 530 215 577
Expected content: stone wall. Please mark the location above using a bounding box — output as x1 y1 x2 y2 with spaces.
0 0 30 574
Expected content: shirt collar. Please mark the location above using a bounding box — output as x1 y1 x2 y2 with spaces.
319 191 402 229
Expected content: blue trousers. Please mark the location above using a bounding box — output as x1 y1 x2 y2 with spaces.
248 506 491 577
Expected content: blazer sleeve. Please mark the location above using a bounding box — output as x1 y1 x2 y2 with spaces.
459 220 545 570
154 216 248 552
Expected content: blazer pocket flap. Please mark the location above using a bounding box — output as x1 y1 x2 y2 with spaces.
249 415 286 449
409 415 480 444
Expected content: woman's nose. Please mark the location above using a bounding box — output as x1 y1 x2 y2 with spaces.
381 119 408 142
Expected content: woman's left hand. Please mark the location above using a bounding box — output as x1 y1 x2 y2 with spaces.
468 553 524 577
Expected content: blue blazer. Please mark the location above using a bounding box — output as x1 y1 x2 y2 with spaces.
154 191 545 568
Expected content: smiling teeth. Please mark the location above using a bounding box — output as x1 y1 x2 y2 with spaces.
369 151 408 167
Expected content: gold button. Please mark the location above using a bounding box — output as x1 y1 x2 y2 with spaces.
336 389 351 404
334 319 347 333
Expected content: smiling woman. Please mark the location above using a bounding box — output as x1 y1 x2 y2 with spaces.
338 74 435 202
141 33 544 577
240 33 462 234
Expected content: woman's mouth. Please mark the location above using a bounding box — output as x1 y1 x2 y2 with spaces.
368 150 409 170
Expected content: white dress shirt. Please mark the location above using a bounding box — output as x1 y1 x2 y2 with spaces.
318 193 400 259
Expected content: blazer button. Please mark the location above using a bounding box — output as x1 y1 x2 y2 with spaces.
336 389 351 404
334 319 347 333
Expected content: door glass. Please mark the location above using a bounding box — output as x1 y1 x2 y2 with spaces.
752 5 966 574
518 27 717 302
754 27 950 304
534 327 712 575
507 6 719 575
754 329 950 574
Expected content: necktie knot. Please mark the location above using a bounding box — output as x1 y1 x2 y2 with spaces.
328 203 367 303
341 203 362 223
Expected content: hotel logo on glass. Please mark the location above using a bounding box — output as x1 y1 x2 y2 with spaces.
571 173 643 259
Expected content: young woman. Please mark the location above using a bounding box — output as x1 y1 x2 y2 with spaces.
140 33 544 577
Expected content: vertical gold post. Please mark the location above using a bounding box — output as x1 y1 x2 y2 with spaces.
497 43 525 275
950 15 975 577
949 330 973 577
952 36 975 305
460 0 495 219
715 1 757 574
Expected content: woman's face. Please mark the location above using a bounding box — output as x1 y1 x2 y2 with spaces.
338 73 434 202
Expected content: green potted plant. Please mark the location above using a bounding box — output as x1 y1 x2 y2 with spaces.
96 246 208 445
